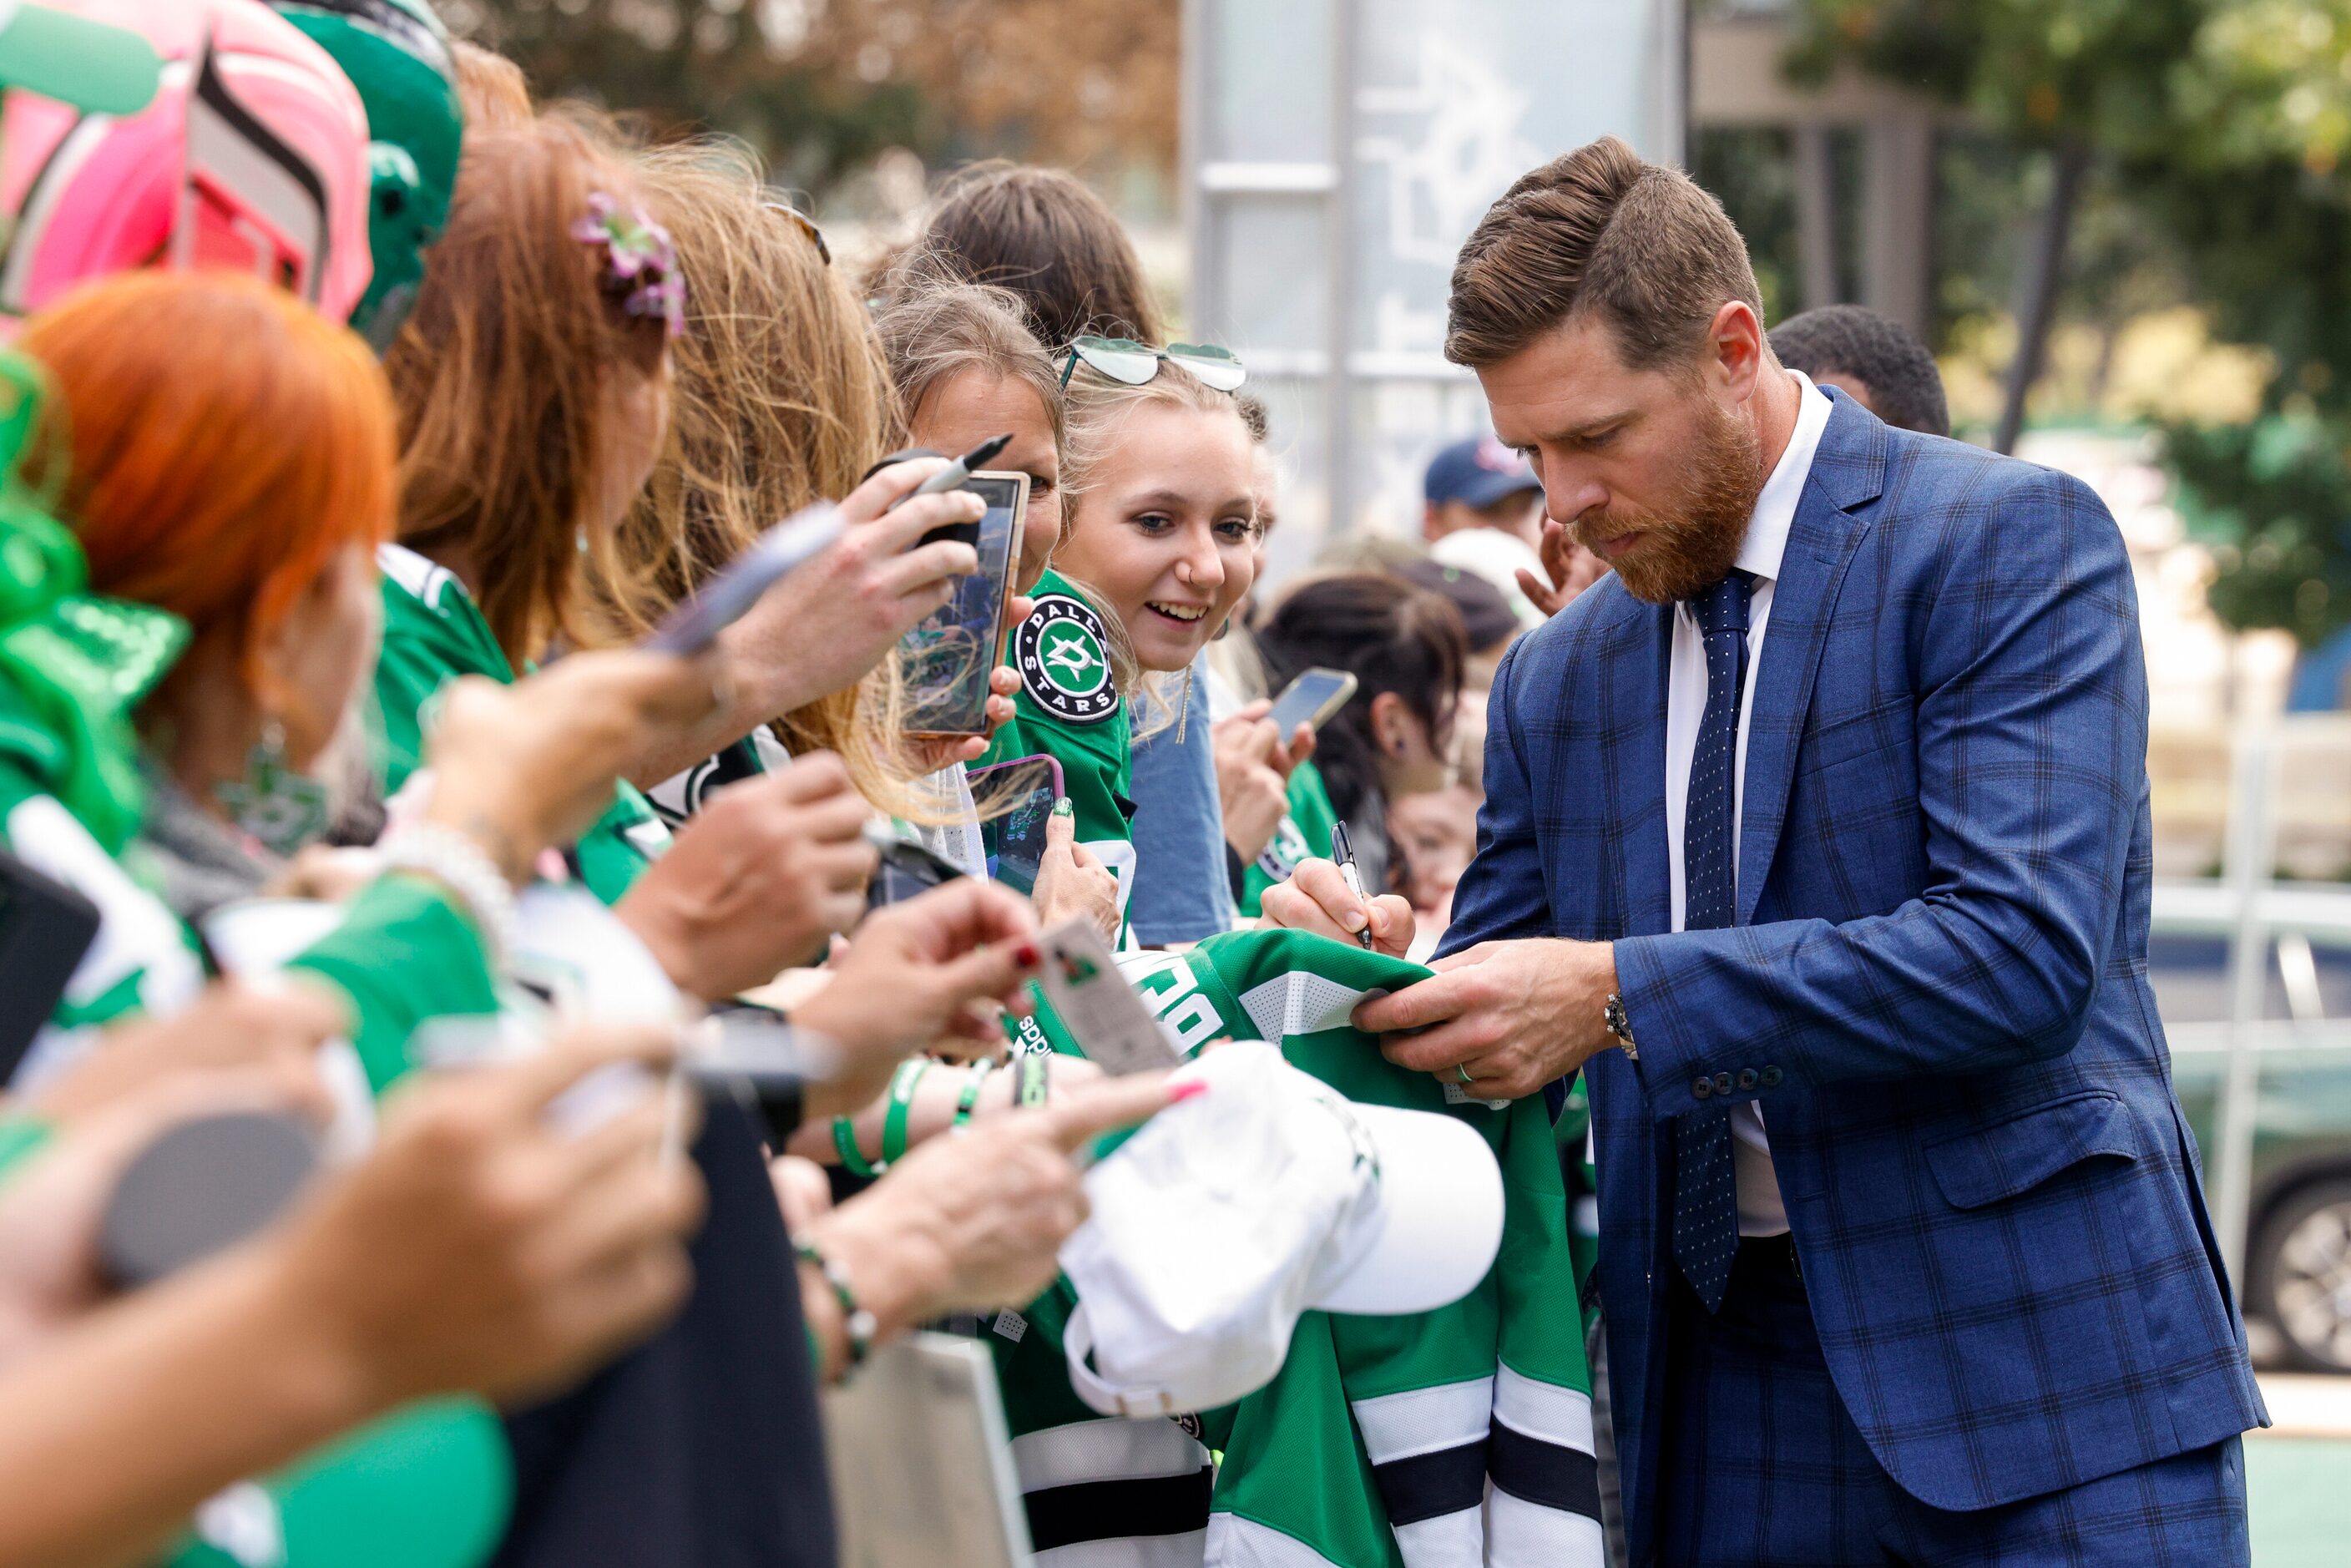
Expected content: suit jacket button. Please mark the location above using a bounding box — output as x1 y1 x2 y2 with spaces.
1760 1065 1783 1088
1691 1076 1713 1100
1712 1071 1735 1096
1737 1068 1759 1091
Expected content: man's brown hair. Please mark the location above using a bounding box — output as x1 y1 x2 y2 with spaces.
1444 136 1762 372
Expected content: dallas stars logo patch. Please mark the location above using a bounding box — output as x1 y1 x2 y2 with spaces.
1015 594 1120 725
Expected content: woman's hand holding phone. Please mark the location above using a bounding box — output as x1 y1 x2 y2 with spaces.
1030 802 1120 943
711 459 986 725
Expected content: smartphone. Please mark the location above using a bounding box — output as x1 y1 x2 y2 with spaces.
1268 666 1360 736
644 502 844 655
1033 919 1183 1075
900 472 1029 738
866 832 969 911
968 753 1065 895
0 850 102 1084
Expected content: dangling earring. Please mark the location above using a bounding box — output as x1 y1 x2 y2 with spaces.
216 718 330 856
1176 661 1196 744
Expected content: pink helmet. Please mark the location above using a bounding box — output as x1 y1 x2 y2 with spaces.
0 0 372 329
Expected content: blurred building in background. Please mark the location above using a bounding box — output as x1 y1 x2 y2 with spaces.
1179 0 1683 582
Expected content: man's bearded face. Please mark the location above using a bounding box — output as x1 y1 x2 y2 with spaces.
1566 387 1763 605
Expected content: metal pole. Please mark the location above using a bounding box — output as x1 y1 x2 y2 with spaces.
1322 0 1359 538
1178 0 1209 338
2212 726 2276 1284
1792 125 1840 311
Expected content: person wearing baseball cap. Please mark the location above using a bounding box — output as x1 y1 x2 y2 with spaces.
1421 435 1552 630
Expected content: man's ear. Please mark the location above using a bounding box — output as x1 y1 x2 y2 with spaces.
1421 501 1446 542
1705 299 1767 403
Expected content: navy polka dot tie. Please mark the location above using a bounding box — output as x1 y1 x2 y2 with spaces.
1673 568 1752 1313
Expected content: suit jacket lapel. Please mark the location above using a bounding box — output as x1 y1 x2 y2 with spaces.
1608 597 1676 940
1737 395 1884 925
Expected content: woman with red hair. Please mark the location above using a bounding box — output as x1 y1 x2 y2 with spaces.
5 267 711 1087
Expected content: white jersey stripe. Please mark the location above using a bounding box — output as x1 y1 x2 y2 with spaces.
1039 1528 1209 1568
1484 1486 1606 1568
1236 971 1375 1045
1204 1514 1345 1568
1011 1417 1209 1492
1492 1365 1595 1454
1389 1508 1485 1568
1348 1377 1495 1465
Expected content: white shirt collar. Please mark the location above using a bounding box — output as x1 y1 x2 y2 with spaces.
1734 369 1833 588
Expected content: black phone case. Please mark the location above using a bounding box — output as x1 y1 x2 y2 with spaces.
0 851 103 1083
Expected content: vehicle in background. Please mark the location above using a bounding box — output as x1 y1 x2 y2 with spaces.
2154 928 2351 1373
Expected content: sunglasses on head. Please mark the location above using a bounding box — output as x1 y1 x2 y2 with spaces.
1059 335 1247 393
761 197 831 267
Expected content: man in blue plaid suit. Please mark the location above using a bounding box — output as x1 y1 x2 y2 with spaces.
1261 138 2264 1564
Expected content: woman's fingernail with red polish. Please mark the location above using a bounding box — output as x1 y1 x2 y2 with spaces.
1167 1080 1211 1103
1014 942 1041 969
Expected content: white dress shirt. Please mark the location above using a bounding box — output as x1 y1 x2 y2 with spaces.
1663 371 1833 1237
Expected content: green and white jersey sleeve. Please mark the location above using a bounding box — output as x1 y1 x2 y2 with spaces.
374 545 670 907
979 569 1135 918
1009 928 1600 1568
1238 758 1338 918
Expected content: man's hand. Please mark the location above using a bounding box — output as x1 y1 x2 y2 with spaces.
1355 938 1620 1101
617 753 877 1000
1515 518 1608 619
1257 857 1415 957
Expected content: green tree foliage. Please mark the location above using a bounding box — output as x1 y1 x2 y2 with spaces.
1790 1 2351 645
445 0 1177 198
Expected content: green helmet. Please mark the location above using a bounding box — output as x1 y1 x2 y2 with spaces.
266 0 463 347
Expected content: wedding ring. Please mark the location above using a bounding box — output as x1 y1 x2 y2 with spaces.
1455 1063 1474 1086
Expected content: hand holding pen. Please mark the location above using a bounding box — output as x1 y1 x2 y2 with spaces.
1330 821 1378 951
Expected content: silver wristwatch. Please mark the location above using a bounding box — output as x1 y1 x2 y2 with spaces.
1603 993 1637 1060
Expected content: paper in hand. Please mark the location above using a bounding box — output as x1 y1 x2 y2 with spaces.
1032 920 1181 1075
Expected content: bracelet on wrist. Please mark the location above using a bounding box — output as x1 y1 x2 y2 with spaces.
832 1113 880 1178
953 1060 994 1129
379 823 519 968
881 1058 929 1166
796 1238 877 1374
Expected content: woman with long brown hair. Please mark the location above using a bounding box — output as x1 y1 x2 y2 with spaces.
377 116 987 1011
590 140 1005 841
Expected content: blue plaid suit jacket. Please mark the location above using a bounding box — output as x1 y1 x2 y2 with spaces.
1442 392 2265 1548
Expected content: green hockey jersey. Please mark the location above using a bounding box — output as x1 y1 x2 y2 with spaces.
375 544 670 907
1004 928 1602 1568
1238 758 1338 918
978 569 1135 921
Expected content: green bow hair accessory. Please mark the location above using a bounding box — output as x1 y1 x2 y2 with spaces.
0 351 186 854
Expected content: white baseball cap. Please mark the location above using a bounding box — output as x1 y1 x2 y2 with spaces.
1058 1041 1504 1419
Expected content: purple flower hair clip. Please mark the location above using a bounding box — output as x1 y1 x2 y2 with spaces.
571 191 686 339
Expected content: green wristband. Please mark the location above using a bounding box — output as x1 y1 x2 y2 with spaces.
796 1239 877 1373
882 1058 929 1166
953 1060 994 1129
832 1114 879 1178
1017 1049 1051 1108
